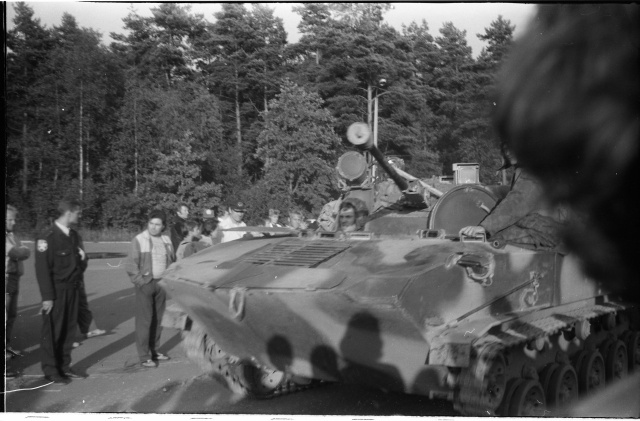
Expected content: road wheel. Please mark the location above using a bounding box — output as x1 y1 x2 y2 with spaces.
498 378 524 416
603 340 628 383
577 350 605 395
538 363 560 393
478 350 507 411
454 346 506 415
238 361 287 398
507 379 547 416
623 331 640 373
546 363 578 408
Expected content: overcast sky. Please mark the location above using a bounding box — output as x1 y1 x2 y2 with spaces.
6 2 537 57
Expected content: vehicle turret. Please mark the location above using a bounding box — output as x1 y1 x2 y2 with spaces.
346 122 410 191
339 122 434 215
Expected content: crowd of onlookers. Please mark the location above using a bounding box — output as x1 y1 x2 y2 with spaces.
166 198 368 262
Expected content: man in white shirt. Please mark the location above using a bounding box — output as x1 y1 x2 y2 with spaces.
125 210 175 367
218 200 250 243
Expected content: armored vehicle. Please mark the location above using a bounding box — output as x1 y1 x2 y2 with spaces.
160 123 639 416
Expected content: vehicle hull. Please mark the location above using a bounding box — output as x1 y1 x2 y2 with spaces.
160 233 617 401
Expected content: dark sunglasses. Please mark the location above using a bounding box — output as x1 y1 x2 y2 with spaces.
339 214 355 219
233 209 246 213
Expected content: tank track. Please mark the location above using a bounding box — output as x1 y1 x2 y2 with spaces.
474 303 623 350
181 321 247 394
453 302 639 416
238 365 321 399
181 322 321 398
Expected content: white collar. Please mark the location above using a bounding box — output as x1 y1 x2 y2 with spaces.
55 221 70 236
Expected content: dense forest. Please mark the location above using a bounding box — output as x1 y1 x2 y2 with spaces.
5 3 516 232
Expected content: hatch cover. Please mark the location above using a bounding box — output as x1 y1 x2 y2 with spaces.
244 239 350 267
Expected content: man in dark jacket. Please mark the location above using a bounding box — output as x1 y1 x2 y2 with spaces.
35 199 88 384
169 203 189 251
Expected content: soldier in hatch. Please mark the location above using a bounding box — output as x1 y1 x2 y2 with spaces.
459 145 564 251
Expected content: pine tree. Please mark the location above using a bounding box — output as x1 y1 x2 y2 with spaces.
254 80 341 216
6 2 54 209
456 16 516 183
429 22 475 174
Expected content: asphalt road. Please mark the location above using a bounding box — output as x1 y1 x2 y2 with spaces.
4 241 457 418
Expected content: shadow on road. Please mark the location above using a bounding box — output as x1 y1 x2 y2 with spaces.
72 331 137 373
73 320 183 373
10 287 138 374
15 287 135 348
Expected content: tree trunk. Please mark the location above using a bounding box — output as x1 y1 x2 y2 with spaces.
367 84 373 128
263 60 269 113
373 95 379 148
79 79 84 200
54 84 61 187
235 66 242 177
35 107 42 180
218 87 223 130
22 112 28 195
134 90 139 196
86 113 90 175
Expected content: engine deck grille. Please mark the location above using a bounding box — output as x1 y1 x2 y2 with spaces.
244 239 350 267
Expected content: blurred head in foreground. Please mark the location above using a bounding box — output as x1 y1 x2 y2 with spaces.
495 4 639 300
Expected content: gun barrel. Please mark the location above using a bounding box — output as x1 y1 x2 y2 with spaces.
346 123 409 191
